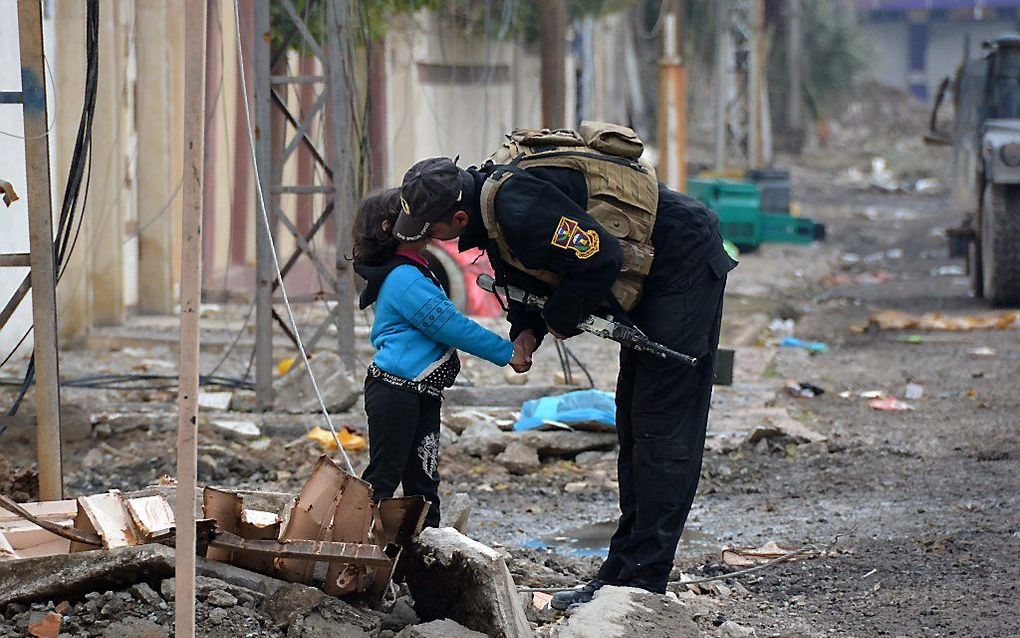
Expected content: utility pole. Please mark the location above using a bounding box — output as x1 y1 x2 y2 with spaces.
175 0 207 634
713 0 728 173
16 0 64 501
136 0 174 314
539 0 568 129
657 0 687 190
91 0 126 325
786 0 802 135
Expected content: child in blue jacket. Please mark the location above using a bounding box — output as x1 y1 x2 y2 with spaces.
353 189 523 527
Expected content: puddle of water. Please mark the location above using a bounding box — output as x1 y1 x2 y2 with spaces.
523 521 717 558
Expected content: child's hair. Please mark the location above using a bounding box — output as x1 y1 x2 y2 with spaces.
352 188 402 265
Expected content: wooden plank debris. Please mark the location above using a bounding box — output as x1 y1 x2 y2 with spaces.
324 475 373 597
125 496 176 541
71 492 138 551
209 532 392 567
0 495 102 549
237 509 281 573
275 455 348 582
203 487 242 562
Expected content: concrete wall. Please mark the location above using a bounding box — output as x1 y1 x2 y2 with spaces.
385 13 547 186
860 15 1020 100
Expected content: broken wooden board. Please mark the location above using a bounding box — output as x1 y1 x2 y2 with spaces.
377 496 429 548
0 500 76 525
203 487 242 563
236 509 281 573
125 496 175 541
274 455 348 583
209 532 392 567
71 492 139 551
324 476 374 597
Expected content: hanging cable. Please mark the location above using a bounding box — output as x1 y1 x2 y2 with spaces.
5 0 100 419
232 0 354 474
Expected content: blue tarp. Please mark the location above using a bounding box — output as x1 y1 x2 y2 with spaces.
513 389 617 432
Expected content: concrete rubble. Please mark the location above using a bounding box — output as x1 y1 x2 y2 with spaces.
553 586 699 638
404 527 532 638
276 352 360 413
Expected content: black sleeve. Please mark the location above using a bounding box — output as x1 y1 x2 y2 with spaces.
495 171 624 338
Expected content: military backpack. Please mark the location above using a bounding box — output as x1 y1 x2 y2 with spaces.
480 121 659 311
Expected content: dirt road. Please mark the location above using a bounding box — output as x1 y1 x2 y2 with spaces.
459 174 1020 637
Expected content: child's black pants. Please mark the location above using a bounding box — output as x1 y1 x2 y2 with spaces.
361 376 442 528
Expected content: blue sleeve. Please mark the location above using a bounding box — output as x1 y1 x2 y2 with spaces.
385 266 515 366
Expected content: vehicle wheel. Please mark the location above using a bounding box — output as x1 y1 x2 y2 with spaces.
981 184 1020 306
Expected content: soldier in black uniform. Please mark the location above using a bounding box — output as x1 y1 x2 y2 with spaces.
394 155 736 607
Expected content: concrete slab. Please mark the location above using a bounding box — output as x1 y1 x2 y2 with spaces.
556 586 698 638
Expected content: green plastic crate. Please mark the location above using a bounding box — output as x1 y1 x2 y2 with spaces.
686 178 762 249
759 213 816 245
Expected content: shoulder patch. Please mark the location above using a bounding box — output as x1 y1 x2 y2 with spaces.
551 216 600 260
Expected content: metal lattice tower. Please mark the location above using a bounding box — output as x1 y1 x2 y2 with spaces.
714 0 769 172
252 0 356 409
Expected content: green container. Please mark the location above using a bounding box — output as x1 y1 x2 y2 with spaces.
759 213 816 245
686 178 762 250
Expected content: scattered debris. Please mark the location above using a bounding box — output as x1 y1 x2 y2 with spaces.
513 389 616 432
210 419 261 439
397 619 490 638
779 337 829 353
823 271 896 287
197 391 233 411
277 351 360 413
556 585 699 638
897 334 925 344
784 380 825 398
440 493 473 533
930 265 965 277
969 347 997 358
859 390 885 399
904 383 924 400
721 540 807 567
744 416 825 446
855 309 1020 332
306 425 366 451
869 397 915 412
495 442 542 475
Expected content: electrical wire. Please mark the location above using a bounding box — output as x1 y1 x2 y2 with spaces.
232 0 354 474
4 0 100 419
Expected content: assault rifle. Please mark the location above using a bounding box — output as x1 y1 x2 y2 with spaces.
476 274 698 367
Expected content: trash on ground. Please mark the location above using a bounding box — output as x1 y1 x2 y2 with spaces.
743 415 826 446
306 425 367 451
855 309 1020 332
822 271 897 287
779 337 829 353
513 389 616 432
197 391 233 411
930 265 965 277
784 380 825 398
868 397 915 411
969 347 997 358
904 383 924 400
211 419 261 439
859 390 885 398
768 318 795 339
721 540 809 567
897 334 925 344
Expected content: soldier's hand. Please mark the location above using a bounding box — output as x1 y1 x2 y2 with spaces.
511 329 537 372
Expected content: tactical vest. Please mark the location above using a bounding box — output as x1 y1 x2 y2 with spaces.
479 121 659 311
